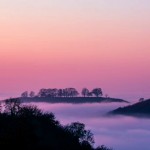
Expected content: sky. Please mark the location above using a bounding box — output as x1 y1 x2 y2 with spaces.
0 0 150 100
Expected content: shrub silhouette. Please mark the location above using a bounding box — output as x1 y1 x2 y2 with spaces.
0 98 112 150
65 122 94 145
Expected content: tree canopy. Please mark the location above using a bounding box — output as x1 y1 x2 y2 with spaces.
0 98 112 150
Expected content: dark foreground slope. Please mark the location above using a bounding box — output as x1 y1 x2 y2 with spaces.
110 99 150 117
0 98 112 150
20 97 128 104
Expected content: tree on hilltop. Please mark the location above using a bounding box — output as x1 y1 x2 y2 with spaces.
29 91 35 97
81 88 89 97
92 88 103 97
21 91 28 98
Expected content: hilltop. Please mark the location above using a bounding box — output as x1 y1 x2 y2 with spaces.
20 97 129 104
110 99 150 117
19 87 128 104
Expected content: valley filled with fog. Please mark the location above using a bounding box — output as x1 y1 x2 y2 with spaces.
24 102 150 150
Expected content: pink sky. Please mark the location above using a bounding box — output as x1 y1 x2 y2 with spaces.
0 0 150 100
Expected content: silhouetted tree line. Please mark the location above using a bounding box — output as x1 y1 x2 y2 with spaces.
21 88 103 98
0 98 112 150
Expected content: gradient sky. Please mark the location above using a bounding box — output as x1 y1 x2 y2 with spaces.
0 0 150 100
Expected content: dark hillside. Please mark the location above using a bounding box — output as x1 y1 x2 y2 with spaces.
110 99 150 117
20 97 128 104
0 98 112 150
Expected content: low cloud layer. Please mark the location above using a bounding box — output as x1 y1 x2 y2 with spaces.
26 102 150 150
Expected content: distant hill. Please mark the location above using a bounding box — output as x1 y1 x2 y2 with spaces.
20 97 129 104
110 99 150 117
